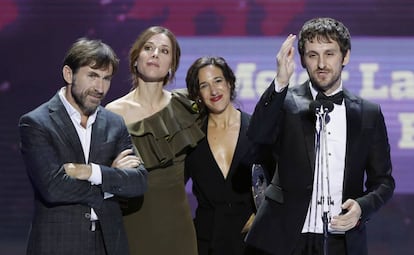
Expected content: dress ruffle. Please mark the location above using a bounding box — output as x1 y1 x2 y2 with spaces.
127 90 204 170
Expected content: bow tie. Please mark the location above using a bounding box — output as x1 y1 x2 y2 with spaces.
316 91 344 105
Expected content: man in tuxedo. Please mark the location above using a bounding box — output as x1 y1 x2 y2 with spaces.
19 38 148 255
245 17 395 255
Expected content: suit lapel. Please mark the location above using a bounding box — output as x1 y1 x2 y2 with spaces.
89 107 107 163
48 93 85 163
227 111 250 180
290 83 317 172
343 89 362 186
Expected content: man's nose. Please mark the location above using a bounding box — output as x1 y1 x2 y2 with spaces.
94 79 105 93
318 56 326 69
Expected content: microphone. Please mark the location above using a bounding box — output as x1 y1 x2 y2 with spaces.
311 98 335 255
309 100 334 114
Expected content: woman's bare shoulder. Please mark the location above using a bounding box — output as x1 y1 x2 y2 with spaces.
105 92 135 115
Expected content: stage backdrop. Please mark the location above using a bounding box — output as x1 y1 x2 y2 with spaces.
0 1 413 254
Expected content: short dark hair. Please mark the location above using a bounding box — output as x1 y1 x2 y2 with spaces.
298 17 351 63
62 38 119 79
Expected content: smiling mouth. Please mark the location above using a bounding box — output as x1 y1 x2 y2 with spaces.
89 94 103 102
210 95 222 102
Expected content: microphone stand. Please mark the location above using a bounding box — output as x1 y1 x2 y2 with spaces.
313 101 334 255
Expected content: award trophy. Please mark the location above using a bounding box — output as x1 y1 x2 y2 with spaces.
251 164 268 209
241 164 269 233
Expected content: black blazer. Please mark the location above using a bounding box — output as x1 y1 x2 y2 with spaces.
185 111 274 255
19 92 148 255
245 81 395 255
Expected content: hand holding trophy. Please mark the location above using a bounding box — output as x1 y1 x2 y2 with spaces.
252 163 268 209
241 163 269 233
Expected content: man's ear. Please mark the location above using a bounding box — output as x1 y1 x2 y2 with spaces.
62 65 73 84
342 49 350 66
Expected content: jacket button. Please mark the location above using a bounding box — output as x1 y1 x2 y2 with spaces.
84 213 91 219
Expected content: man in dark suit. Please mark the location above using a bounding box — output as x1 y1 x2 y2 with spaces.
19 38 148 255
245 17 395 255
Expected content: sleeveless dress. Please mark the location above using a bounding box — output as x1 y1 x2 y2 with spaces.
123 91 204 255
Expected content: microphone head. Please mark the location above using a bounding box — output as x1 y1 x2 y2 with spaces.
309 100 322 113
310 100 334 113
319 100 334 113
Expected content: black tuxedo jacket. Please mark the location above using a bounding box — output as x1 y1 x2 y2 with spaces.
19 92 148 255
245 81 395 255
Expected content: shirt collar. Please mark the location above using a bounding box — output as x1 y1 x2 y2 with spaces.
58 87 98 126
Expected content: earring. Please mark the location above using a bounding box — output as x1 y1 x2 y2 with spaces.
134 61 139 74
191 102 199 113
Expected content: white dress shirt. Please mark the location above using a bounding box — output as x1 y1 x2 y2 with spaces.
58 87 102 221
301 82 347 234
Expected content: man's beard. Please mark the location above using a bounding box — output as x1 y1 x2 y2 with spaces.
308 69 341 92
71 80 99 116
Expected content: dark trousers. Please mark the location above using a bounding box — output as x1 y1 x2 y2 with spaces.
244 233 346 255
292 233 346 255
